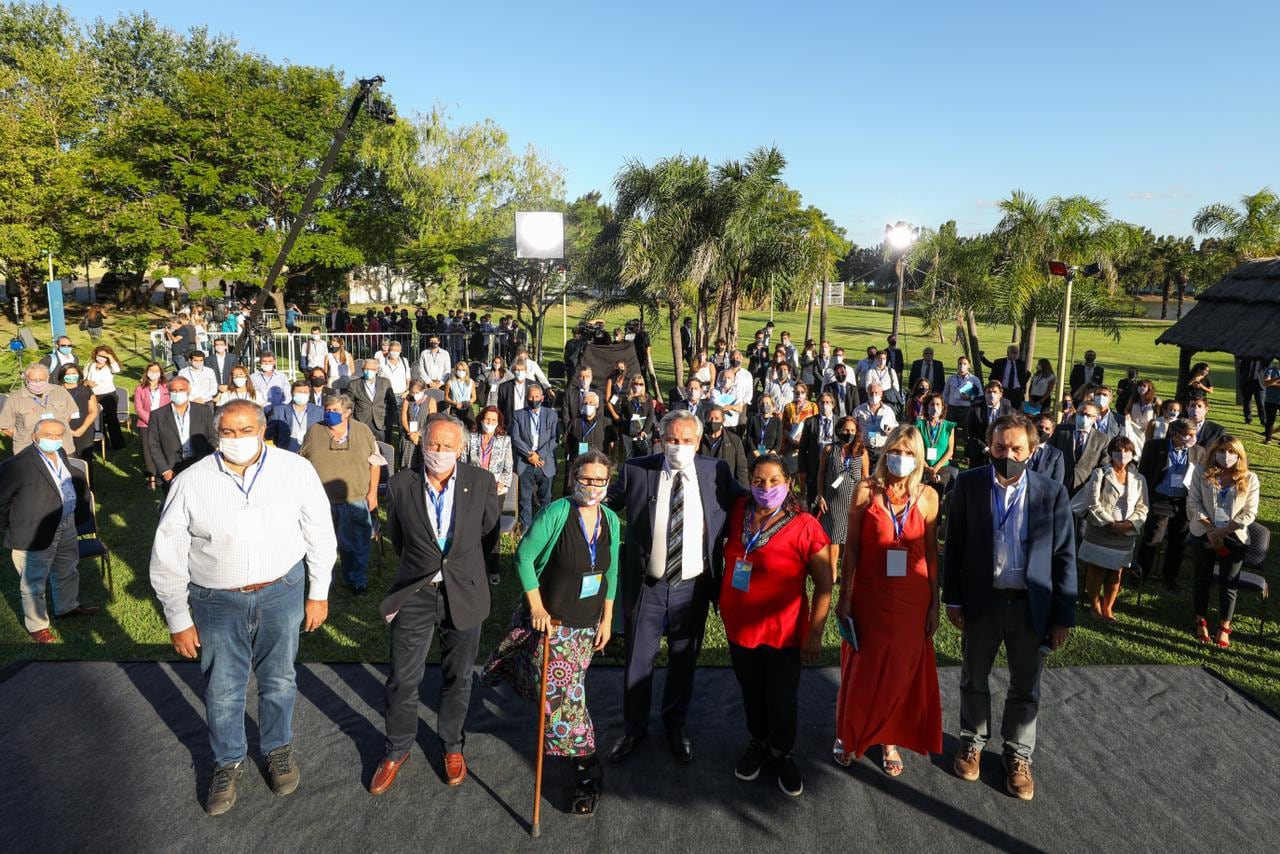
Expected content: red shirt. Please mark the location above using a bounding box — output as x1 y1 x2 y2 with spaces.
720 496 830 649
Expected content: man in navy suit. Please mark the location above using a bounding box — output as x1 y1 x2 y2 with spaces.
509 383 558 532
605 410 746 765
266 380 325 453
944 413 1076 802
1026 412 1067 488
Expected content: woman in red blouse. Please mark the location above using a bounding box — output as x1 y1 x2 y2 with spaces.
834 425 942 776
721 453 833 797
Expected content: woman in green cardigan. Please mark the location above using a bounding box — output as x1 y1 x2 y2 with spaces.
482 450 619 817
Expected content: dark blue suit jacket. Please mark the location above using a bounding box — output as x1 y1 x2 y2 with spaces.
510 405 559 476
943 465 1077 637
605 453 747 619
1027 443 1066 488
266 403 324 452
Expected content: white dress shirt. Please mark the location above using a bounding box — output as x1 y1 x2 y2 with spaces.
853 402 899 448
380 357 410 395
149 446 337 632
647 461 706 581
864 365 899 394
179 365 219 402
251 370 291 412
990 469 1030 590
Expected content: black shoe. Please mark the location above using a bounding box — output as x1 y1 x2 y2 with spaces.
206 761 245 816
353 585 368 598
667 729 693 764
734 740 770 782
608 733 643 763
774 754 804 797
266 744 300 796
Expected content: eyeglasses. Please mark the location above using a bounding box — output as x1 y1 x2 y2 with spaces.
576 477 609 488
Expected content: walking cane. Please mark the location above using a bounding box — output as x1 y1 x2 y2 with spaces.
532 618 560 838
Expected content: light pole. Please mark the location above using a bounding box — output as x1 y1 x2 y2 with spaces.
885 221 917 338
1048 260 1100 419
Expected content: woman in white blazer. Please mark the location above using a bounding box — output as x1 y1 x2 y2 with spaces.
1186 435 1260 648
465 405 514 584
1078 435 1149 621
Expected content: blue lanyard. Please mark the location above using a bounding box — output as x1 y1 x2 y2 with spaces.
758 418 770 447
842 448 855 472
291 407 308 433
1216 485 1232 507
38 450 67 484
926 422 941 448
426 480 451 539
581 417 598 439
217 447 266 504
882 491 914 542
744 505 783 554
992 477 1026 533
577 508 601 571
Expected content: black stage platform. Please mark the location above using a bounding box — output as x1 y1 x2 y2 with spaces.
1 663 1275 853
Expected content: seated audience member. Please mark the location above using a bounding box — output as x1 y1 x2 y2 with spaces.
1077 436 1148 621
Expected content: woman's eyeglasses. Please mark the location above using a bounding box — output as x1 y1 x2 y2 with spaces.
576 477 609 488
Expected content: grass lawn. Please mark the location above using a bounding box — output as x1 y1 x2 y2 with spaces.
2 299 1277 714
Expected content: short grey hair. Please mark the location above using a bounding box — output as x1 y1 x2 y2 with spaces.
322 390 353 413
423 412 467 447
24 363 49 381
31 416 67 437
214 399 266 432
660 408 703 441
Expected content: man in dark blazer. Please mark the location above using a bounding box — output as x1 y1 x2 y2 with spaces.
1134 418 1201 590
560 364 599 430
0 418 98 643
965 380 1014 465
509 383 558 532
1026 413 1067 488
1184 394 1224 450
802 395 837 504
821 364 858 418
371 414 500 794
670 379 713 422
1068 350 1104 403
1048 399 1109 495
348 358 393 442
496 372 531 429
944 412 1076 802
697 405 748 486
982 345 1031 409
207 337 240 390
908 346 946 394
606 409 747 765
267 380 325 452
146 377 215 489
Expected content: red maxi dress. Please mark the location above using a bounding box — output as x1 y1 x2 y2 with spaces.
834 490 942 758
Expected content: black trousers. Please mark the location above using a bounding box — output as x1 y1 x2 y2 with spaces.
1263 401 1279 439
1191 534 1247 624
1136 495 1191 585
96 392 125 451
1240 381 1264 422
728 642 801 754
622 576 709 738
384 584 482 758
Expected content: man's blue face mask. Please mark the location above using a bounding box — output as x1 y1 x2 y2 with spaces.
323 411 343 427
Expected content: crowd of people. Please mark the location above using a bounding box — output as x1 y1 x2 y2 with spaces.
0 308 1273 819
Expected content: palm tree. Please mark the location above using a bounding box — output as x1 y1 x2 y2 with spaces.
904 224 997 378
795 206 849 346
1151 235 1196 320
1192 187 1280 260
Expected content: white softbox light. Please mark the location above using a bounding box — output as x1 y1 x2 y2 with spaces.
515 211 565 259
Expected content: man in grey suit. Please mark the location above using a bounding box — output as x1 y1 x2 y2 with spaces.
349 358 393 443
1048 399 1109 495
510 383 558 532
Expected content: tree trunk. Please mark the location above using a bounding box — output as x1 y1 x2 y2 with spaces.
1175 272 1187 320
714 281 735 348
819 274 829 345
1160 275 1171 320
15 264 40 324
965 310 984 383
668 302 684 390
802 279 815 345
1021 318 1037 373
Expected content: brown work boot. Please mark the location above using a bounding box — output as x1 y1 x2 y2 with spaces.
953 745 981 781
1005 755 1035 801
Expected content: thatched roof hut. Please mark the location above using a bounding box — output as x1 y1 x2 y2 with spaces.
1156 257 1280 389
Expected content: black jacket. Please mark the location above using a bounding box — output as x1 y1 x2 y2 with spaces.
1049 424 1110 494
699 428 749 486
560 382 600 430
0 446 91 550
908 358 945 392
348 376 393 434
380 462 500 632
745 413 784 456
146 403 215 477
985 357 1030 397
965 399 1013 462
208 352 240 388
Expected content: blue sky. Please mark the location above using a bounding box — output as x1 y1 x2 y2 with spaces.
65 0 1279 245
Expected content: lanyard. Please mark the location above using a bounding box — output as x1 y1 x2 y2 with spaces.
842 447 855 472
926 421 942 448
883 490 914 542
758 418 770 447
744 505 783 554
426 480 451 540
290 407 308 433
1216 484 1232 507
174 407 189 436
1170 448 1187 468
217 447 266 504
992 477 1026 534
38 450 67 485
581 417 598 439
577 508 602 571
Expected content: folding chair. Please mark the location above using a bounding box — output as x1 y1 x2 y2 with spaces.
65 457 113 600
1213 522 1272 638
115 388 130 433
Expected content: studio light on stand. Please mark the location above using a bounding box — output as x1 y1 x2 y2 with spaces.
885 220 918 338
515 211 566 363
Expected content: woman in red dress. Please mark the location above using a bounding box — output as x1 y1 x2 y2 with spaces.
834 424 942 776
721 453 833 797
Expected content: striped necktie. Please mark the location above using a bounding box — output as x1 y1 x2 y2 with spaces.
664 472 685 583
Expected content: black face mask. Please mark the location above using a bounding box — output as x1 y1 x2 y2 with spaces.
992 456 1026 480
731 359 742 368
309 376 325 388
838 432 856 444
706 421 723 434
1037 429 1052 444
329 344 339 352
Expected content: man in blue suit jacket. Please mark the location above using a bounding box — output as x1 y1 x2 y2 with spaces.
605 409 746 764
1026 413 1067 488
266 380 325 452
509 383 559 531
943 412 1076 802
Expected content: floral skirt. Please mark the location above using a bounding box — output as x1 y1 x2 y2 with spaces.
481 607 598 757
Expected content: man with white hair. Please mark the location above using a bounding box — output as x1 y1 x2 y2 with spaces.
0 417 98 644
150 399 336 815
0 363 78 454
564 389 607 492
852 381 900 463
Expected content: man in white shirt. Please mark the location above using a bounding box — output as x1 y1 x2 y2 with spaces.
605 411 747 765
300 326 327 373
150 400 336 816
379 341 411 402
250 352 290 415
863 351 901 406
415 334 451 389
514 346 551 388
853 382 900 459
179 350 219 405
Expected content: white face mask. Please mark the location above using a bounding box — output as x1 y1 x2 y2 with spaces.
1096 395 1110 408
147 371 161 382
232 376 247 388
170 391 189 405
665 443 696 470
1216 451 1238 468
868 395 882 406
514 370 526 381
583 404 597 418
219 436 261 465
481 421 497 434
455 369 466 378
1111 451 1133 467
885 453 917 477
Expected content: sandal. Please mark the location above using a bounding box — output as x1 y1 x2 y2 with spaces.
571 779 600 817
1216 624 1232 649
881 746 903 777
1194 618 1211 644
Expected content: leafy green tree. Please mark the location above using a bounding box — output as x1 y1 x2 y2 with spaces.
1192 187 1280 260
